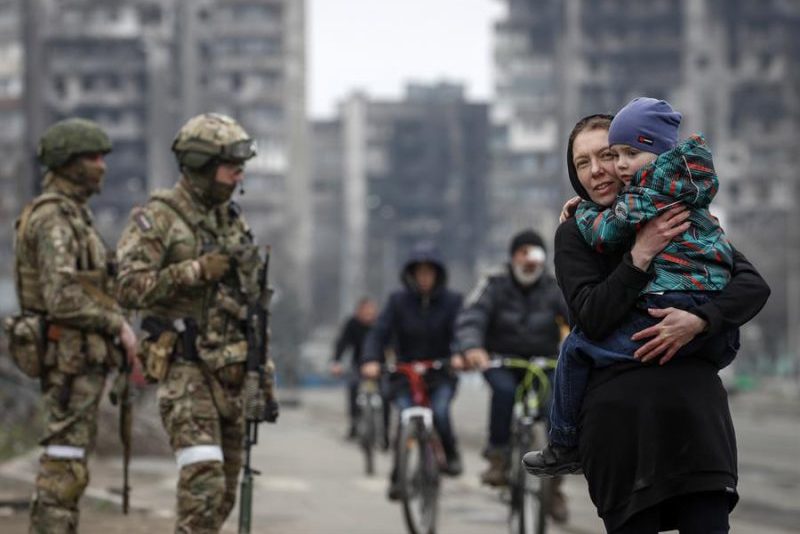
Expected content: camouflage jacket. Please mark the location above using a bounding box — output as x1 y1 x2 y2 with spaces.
13 174 125 369
116 178 261 372
575 135 734 293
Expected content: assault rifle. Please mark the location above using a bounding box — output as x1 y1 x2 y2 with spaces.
238 246 278 534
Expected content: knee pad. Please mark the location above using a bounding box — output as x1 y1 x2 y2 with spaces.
35 457 89 507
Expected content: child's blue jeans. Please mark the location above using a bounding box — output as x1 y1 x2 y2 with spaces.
549 291 740 448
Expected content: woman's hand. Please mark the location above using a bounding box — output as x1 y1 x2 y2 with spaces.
631 308 708 365
630 206 691 270
559 196 582 223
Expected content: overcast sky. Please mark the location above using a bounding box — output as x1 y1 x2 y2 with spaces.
308 0 502 119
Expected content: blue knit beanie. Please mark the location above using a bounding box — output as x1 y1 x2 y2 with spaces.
608 97 682 155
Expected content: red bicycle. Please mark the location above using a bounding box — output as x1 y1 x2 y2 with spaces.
390 360 449 534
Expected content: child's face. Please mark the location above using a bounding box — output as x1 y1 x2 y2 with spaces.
610 144 657 185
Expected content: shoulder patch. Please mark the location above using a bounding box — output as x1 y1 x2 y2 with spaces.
133 209 154 232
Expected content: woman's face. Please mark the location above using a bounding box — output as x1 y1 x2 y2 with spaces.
572 128 623 207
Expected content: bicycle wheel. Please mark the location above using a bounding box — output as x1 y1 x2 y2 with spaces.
508 423 547 534
397 419 439 534
359 401 376 475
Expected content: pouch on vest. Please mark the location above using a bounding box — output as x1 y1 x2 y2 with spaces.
139 329 178 383
3 314 46 378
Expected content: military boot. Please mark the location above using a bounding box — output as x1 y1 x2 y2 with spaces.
480 448 509 487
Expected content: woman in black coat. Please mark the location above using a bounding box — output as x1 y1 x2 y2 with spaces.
535 114 770 533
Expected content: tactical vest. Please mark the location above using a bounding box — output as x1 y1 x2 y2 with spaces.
146 186 260 372
13 191 115 370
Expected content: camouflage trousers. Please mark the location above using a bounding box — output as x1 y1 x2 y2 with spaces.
30 366 107 534
158 362 244 534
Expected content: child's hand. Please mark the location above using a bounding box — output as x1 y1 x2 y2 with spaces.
631 308 708 364
631 207 691 270
559 196 582 223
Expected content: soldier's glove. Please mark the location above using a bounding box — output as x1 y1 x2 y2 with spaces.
197 251 231 282
264 398 279 423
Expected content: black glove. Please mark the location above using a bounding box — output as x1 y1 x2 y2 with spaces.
264 398 279 423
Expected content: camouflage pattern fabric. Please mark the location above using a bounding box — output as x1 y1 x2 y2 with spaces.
30 369 106 534
159 363 243 533
117 173 265 531
15 173 125 533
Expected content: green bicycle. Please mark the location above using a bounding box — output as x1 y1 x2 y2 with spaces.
489 356 558 534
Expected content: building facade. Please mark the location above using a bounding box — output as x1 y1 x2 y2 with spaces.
0 0 22 313
314 83 489 321
20 0 311 308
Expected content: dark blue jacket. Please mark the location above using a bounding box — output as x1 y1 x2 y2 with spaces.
363 246 463 364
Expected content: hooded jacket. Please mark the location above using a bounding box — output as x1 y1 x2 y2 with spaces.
575 134 733 293
362 245 463 364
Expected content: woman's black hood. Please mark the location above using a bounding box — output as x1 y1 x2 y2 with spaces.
567 113 614 201
401 242 448 293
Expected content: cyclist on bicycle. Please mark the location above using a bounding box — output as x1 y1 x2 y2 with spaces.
330 297 380 441
361 242 465 500
456 229 571 521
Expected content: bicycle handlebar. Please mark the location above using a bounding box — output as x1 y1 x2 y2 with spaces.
386 359 449 375
487 355 558 371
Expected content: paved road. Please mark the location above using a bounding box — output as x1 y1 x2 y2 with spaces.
1 376 798 533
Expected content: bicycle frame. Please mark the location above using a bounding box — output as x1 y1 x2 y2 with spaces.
489 355 557 534
388 360 447 534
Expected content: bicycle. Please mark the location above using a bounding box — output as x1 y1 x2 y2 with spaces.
389 360 450 534
355 378 385 476
488 355 557 534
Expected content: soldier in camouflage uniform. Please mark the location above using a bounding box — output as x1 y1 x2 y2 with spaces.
11 118 139 533
116 113 277 533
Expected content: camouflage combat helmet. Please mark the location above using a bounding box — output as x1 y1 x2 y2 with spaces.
172 112 256 170
37 118 112 170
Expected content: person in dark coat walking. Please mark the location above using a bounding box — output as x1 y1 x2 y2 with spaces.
361 243 465 499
